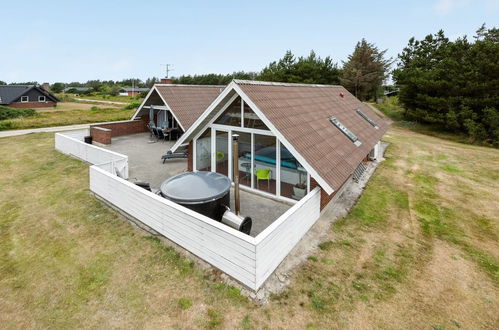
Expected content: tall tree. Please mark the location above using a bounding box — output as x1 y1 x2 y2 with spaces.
340 39 391 101
393 25 499 145
258 50 341 84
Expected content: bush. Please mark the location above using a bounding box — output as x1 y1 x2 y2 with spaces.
124 101 141 110
0 106 37 120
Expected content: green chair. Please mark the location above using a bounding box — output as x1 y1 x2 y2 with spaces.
255 168 272 189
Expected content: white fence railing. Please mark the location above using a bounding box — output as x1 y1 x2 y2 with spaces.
55 130 128 179
254 187 321 288
56 130 322 291
89 165 259 288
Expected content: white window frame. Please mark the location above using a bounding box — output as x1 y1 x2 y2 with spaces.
38 96 46 102
21 96 29 103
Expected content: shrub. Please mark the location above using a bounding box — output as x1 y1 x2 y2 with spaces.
124 101 141 110
0 107 36 120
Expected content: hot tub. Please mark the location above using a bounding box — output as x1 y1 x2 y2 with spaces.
160 171 231 221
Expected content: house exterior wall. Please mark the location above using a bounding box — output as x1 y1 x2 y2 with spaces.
310 178 338 210
8 101 56 108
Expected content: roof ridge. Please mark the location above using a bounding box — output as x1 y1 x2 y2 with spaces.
155 84 226 87
0 85 34 88
233 79 343 88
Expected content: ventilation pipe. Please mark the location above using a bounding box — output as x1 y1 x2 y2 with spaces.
232 134 240 215
220 134 252 235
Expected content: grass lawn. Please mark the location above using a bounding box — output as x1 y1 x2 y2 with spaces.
0 128 498 328
0 107 135 131
62 94 144 104
36 102 120 112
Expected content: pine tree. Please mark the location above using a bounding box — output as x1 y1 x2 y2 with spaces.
340 39 391 101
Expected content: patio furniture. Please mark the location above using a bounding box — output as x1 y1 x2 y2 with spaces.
255 168 271 189
157 129 167 141
240 162 251 182
147 123 155 138
152 127 159 141
161 149 188 163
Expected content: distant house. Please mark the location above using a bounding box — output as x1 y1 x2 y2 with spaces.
64 87 90 93
0 85 59 108
119 87 150 97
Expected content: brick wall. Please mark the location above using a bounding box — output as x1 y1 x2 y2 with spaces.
90 119 148 144
8 101 56 108
90 127 112 144
310 176 352 210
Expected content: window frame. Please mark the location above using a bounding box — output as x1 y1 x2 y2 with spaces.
21 96 29 103
356 108 378 129
329 117 360 145
38 95 46 102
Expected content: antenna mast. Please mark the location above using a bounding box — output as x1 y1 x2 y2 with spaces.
160 64 174 78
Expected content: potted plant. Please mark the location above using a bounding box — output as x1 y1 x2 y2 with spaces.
292 168 307 200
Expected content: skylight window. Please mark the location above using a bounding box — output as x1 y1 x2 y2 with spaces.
356 108 378 129
329 117 361 146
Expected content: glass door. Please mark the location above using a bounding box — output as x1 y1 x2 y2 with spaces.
233 131 251 187
215 130 229 176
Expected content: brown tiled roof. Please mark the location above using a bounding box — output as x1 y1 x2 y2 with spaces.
155 85 224 130
235 80 391 192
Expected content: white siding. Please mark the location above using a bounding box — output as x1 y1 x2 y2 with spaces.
254 187 321 288
55 131 128 179
89 166 258 289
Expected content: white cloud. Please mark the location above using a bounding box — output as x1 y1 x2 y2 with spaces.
433 0 470 15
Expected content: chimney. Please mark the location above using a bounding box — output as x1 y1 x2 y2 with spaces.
42 82 50 91
160 78 173 84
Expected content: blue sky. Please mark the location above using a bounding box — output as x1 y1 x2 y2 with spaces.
1 0 497 83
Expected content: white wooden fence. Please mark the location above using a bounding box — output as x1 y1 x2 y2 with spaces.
55 131 322 291
254 187 321 288
55 130 129 179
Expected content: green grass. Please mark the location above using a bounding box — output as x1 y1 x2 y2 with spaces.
67 94 144 103
0 106 36 120
177 297 193 309
0 107 135 131
373 97 495 148
0 127 497 328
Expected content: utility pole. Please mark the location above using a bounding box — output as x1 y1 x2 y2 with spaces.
160 64 174 78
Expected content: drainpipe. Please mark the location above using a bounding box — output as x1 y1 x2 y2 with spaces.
232 134 240 215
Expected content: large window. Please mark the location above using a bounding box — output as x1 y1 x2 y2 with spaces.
215 131 229 176
195 128 211 171
244 103 269 130
215 97 241 127
280 143 307 200
253 134 276 194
